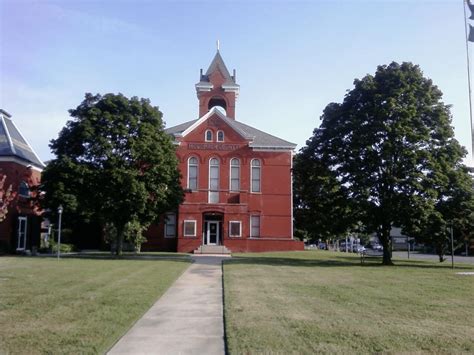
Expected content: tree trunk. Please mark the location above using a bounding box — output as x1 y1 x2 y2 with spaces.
436 243 445 263
379 225 394 265
115 226 124 257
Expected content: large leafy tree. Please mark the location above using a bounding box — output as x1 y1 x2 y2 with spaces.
297 62 473 265
42 93 184 255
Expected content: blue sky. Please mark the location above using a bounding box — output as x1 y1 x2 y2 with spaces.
1 0 473 166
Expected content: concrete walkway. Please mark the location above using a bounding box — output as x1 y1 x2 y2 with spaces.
108 255 229 355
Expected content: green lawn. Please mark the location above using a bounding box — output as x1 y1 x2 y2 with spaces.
223 251 474 354
0 255 191 354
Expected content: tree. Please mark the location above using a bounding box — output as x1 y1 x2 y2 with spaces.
297 62 473 265
0 175 17 222
42 93 184 255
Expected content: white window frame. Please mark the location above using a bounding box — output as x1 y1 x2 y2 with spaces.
217 130 224 142
208 157 220 203
187 156 198 191
229 158 240 192
17 216 27 250
250 159 261 193
205 129 213 142
229 221 242 237
183 220 197 237
250 215 260 238
164 213 176 238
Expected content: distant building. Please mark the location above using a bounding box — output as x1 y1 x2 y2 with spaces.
143 51 304 253
0 109 45 253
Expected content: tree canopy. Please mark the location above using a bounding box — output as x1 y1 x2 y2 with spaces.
295 62 474 265
42 93 184 254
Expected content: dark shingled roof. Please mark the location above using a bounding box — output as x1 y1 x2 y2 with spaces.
0 109 45 168
165 113 296 149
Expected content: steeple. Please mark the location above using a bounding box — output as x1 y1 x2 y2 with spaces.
195 49 240 119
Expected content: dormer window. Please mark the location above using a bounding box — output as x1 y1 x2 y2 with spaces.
19 181 30 197
205 130 213 142
217 130 224 142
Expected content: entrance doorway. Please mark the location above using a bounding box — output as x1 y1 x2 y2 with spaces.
203 213 223 246
206 221 219 245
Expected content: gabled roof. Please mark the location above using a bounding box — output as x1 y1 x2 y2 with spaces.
0 109 45 168
165 107 296 150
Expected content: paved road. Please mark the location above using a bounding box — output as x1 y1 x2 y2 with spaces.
393 251 474 264
108 255 229 355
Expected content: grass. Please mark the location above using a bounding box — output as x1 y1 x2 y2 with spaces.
223 251 474 354
0 255 191 354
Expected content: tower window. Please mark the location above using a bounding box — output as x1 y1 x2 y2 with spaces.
205 130 213 142
217 130 224 142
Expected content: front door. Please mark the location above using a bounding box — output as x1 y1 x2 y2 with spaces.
17 217 27 251
206 221 219 245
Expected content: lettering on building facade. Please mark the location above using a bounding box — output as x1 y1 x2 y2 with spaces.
188 143 240 151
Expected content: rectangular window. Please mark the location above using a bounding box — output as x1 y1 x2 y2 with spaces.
251 166 261 193
250 216 260 238
229 221 241 237
165 213 176 238
189 166 197 190
230 166 240 191
183 220 196 237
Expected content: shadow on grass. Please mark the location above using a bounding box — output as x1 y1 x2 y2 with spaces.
226 254 474 270
19 252 193 263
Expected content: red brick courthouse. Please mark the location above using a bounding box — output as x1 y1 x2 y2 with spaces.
144 52 303 253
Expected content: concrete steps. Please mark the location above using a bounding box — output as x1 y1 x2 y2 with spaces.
193 245 231 255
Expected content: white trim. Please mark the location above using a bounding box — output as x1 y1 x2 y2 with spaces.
205 129 213 142
206 221 220 245
183 220 197 237
17 216 27 251
217 130 224 142
229 157 240 192
250 158 261 193
1 115 16 154
229 221 242 237
0 156 43 172
180 107 248 140
10 119 46 168
164 213 176 238
187 156 198 190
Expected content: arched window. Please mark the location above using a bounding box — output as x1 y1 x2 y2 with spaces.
209 158 219 203
205 130 213 142
188 157 198 190
251 159 261 193
230 158 240 192
18 181 29 197
217 130 224 142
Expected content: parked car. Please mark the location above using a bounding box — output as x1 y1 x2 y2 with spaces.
318 242 327 250
370 243 383 251
353 244 366 253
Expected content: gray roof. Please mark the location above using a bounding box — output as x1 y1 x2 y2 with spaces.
165 115 296 149
197 51 239 88
0 109 45 168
